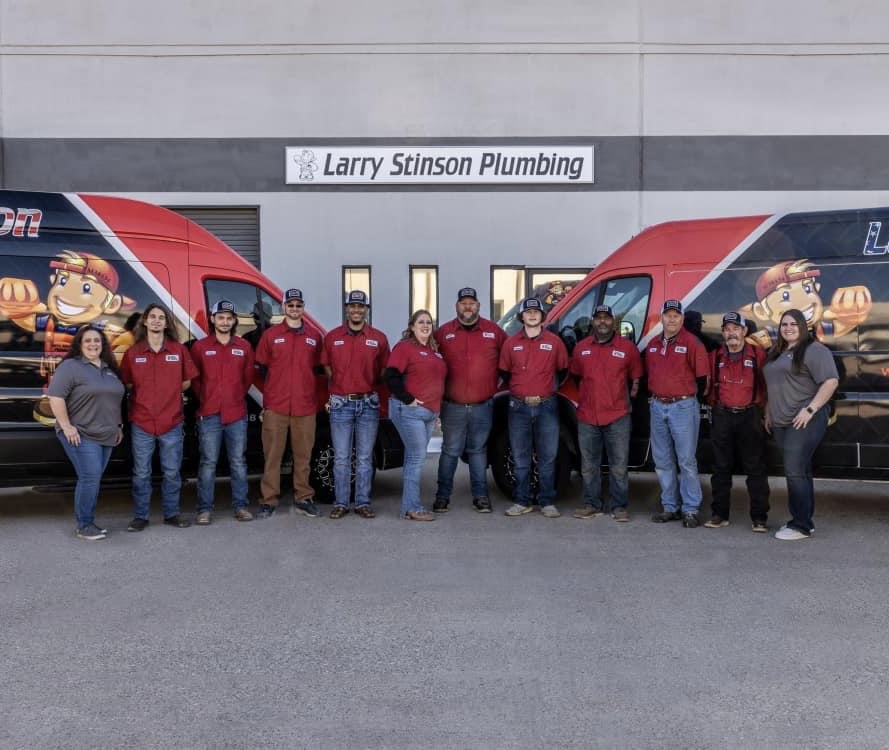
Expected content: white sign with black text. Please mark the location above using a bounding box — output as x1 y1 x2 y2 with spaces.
285 146 594 185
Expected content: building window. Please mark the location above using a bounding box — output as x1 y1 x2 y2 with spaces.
409 266 438 323
342 266 372 322
491 266 526 324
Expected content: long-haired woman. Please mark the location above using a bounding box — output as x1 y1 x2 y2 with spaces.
762 308 838 541
48 325 125 541
385 310 447 521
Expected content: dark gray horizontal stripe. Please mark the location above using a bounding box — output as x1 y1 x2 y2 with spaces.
1 136 888 192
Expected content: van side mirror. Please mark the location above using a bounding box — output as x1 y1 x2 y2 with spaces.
620 320 635 342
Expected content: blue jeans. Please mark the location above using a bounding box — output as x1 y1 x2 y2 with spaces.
389 398 437 515
771 408 828 535
578 414 631 511
649 397 702 514
436 398 494 501
507 396 559 507
59 435 113 527
329 394 380 508
131 422 184 519
197 415 248 512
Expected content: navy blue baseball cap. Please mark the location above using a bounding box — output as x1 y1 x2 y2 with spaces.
593 304 614 318
283 288 304 304
345 290 369 306
210 299 235 315
662 299 683 314
457 287 478 301
722 311 746 328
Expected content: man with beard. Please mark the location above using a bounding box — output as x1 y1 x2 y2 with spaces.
433 287 506 513
321 290 390 519
705 312 770 532
570 305 643 522
190 300 256 525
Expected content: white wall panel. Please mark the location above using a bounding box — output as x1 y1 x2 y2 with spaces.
1 53 640 137
0 1 640 46
644 54 889 135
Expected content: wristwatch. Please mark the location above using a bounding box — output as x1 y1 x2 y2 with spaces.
805 406 815 415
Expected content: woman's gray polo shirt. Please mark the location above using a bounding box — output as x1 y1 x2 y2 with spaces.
762 342 838 426
48 357 125 446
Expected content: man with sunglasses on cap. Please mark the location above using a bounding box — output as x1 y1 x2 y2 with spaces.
705 311 770 532
570 304 643 522
321 290 390 519
255 288 323 519
190 300 256 525
646 299 710 528
433 287 506 514
498 297 569 518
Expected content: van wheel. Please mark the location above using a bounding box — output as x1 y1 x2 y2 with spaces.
308 437 336 504
489 427 571 500
306 440 376 505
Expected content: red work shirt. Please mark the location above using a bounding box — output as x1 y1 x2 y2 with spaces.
121 338 198 435
387 340 448 414
321 322 390 396
255 321 322 417
570 334 644 426
499 328 569 399
645 328 709 399
191 334 255 424
435 317 506 404
709 344 767 409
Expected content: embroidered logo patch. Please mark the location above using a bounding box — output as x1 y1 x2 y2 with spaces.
366 339 379 348
232 349 244 357
306 337 317 346
482 331 496 339
612 350 626 358
135 356 147 363
165 354 180 363
274 337 286 344
445 333 456 340
540 343 553 351
674 346 687 354
204 350 217 356
744 359 754 368
333 339 345 346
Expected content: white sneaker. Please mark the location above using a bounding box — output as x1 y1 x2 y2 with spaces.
775 527 811 541
540 504 561 518
504 503 533 517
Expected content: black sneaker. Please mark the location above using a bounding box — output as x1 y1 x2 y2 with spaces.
433 497 450 513
472 496 492 513
293 499 320 518
75 523 107 541
163 515 191 528
751 520 769 533
682 513 700 528
257 504 276 519
127 517 149 532
651 511 682 523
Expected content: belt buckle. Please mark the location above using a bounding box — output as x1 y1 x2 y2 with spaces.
348 393 363 401
524 396 542 406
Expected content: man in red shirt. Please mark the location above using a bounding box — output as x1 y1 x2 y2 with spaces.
321 290 390 519
646 299 710 527
121 303 198 531
433 287 506 514
498 297 569 518
705 312 770 532
255 288 323 519
570 305 643 522
191 300 256 525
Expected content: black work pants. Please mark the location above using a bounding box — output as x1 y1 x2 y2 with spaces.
710 405 770 522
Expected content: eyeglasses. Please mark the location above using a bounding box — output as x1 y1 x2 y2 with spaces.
286 303 304 309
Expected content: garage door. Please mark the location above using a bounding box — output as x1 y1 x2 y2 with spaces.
166 206 261 269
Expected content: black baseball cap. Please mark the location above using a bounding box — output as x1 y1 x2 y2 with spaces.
210 299 235 315
345 290 369 306
662 299 683 314
722 312 746 328
457 287 478 301
593 304 614 318
283 288 304 304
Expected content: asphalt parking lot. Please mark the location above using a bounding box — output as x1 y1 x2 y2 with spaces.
2 460 888 750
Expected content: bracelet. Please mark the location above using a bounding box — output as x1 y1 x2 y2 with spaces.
805 406 815 415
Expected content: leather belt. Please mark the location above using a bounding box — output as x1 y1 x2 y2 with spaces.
652 394 695 404
346 392 374 400
715 403 753 414
444 398 487 407
521 396 550 406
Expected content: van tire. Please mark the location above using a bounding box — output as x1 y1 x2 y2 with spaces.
488 426 571 500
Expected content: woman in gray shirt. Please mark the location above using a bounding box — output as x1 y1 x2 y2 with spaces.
762 308 839 541
48 325 125 541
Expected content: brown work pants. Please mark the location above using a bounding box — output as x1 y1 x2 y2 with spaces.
260 409 316 504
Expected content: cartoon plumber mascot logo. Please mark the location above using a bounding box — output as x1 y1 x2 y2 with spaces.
0 250 136 424
293 149 318 182
740 259 872 348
